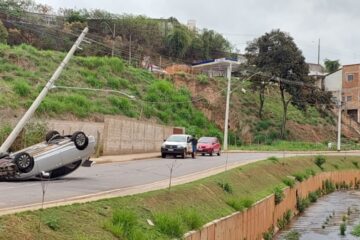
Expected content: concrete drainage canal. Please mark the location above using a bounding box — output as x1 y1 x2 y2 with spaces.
276 190 360 240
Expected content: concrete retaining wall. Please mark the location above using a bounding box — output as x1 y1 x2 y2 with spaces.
47 117 183 155
184 170 360 240
102 116 177 155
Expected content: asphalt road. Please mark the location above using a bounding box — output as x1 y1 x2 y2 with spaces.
0 152 356 212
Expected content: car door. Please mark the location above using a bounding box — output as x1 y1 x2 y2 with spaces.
186 136 192 153
214 138 220 152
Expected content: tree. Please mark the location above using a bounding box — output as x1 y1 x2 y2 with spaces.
165 26 190 58
324 59 340 73
0 20 8 44
246 29 309 138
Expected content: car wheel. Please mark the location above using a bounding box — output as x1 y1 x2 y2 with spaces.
201 153 205 156
209 151 213 156
45 130 61 142
161 153 166 158
71 131 89 150
14 152 34 173
217 149 221 156
181 149 186 159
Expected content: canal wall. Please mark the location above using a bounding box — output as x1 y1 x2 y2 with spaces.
184 170 360 240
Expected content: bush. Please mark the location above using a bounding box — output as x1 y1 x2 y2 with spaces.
293 172 308 182
104 209 145 240
44 215 60 231
13 80 31 97
0 20 8 44
296 197 310 213
181 209 203 230
154 212 184 238
285 230 301 240
218 181 233 194
308 191 319 203
340 223 347 236
262 226 274 240
226 198 253 211
277 210 292 230
283 178 296 188
196 74 209 84
314 155 326 169
274 187 284 205
352 161 359 169
351 224 360 237
267 156 279 163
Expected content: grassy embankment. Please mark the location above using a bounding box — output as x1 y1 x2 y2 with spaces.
0 155 360 240
0 43 222 149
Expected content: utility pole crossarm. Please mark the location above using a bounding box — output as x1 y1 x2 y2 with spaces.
0 27 89 155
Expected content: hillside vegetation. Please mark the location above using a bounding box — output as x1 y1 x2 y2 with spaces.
0 43 353 149
0 43 222 143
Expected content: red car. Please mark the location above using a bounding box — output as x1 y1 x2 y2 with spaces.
197 137 221 156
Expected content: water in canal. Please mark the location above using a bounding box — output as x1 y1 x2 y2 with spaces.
276 191 360 240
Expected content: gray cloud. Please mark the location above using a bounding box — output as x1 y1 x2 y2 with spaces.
36 0 360 64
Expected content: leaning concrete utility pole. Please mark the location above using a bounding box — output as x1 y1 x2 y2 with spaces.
337 91 342 151
223 63 232 151
0 27 89 154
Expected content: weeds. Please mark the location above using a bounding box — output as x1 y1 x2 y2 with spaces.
274 186 284 205
180 209 203 230
282 178 296 188
314 155 326 169
154 212 184 238
284 230 301 240
226 197 253 211
218 181 233 194
43 215 60 231
12 79 31 96
267 156 279 163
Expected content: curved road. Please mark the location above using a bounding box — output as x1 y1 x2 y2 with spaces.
0 152 356 214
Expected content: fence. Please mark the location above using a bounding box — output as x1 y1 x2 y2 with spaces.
184 170 360 240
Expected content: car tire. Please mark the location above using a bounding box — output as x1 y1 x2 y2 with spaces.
161 153 166 158
181 149 186 159
45 130 61 142
217 149 221 156
201 153 205 156
14 152 34 173
210 151 213 156
71 131 89 150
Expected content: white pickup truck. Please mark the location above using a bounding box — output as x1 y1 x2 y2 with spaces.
161 134 193 158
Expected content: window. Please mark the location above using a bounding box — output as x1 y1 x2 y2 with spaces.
347 74 354 81
347 96 352 102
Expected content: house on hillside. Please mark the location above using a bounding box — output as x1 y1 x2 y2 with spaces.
341 64 360 121
308 63 327 89
324 64 360 122
323 68 342 101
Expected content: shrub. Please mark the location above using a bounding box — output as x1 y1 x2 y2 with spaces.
308 191 319 203
0 20 8 44
293 172 308 182
226 198 253 211
296 197 310 213
352 161 359 169
285 230 301 240
262 226 274 240
340 222 347 236
181 209 203 230
351 224 360 237
277 210 292 230
13 80 31 97
44 215 60 231
274 187 284 205
314 155 326 169
322 179 335 194
267 156 279 163
104 209 144 240
154 212 184 238
218 181 233 194
282 178 295 188
196 74 209 84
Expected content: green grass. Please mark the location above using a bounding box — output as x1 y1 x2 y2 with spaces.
351 224 360 237
229 140 360 151
1 156 359 240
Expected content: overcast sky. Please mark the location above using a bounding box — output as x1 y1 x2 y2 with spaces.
36 0 360 65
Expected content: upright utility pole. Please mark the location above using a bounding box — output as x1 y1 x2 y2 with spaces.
0 27 89 155
337 91 342 151
129 34 132 65
111 23 116 57
317 38 320 65
223 64 232 151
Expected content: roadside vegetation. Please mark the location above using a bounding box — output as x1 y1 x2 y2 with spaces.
0 155 359 239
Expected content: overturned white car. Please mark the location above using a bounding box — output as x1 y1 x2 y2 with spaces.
0 131 95 180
